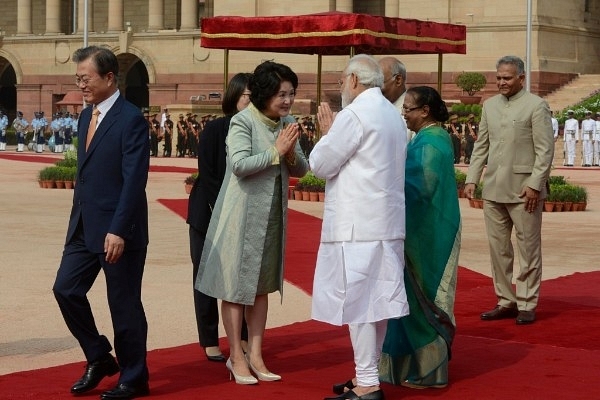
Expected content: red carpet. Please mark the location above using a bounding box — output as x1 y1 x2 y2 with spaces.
0 152 196 174
2 199 599 399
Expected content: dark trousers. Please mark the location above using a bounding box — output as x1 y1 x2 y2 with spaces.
53 220 149 386
451 135 461 163
464 140 475 163
190 226 247 348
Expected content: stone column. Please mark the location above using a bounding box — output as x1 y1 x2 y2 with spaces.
148 0 164 31
45 0 61 34
17 0 32 35
336 0 352 12
77 0 93 33
108 0 124 32
180 0 198 30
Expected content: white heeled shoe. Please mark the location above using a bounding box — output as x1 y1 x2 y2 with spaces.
245 354 281 381
226 358 258 385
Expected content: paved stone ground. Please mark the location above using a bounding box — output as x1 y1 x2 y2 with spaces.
1 145 598 376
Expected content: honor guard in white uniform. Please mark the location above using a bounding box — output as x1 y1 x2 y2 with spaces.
55 111 66 153
551 111 559 166
12 111 28 152
595 112 600 166
62 112 74 152
581 110 596 167
68 112 78 151
50 113 62 152
563 110 579 166
31 111 48 153
0 110 8 151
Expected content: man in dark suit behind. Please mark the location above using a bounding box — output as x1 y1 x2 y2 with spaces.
52 46 150 400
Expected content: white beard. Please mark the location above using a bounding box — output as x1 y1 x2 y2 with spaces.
341 85 353 108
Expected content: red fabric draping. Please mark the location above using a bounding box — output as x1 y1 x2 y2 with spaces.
201 12 466 55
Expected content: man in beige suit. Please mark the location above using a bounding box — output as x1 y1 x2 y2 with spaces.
464 55 554 325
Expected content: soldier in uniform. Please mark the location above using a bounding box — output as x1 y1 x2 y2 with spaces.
563 110 579 166
68 112 78 151
150 113 160 157
0 110 8 151
12 111 29 152
175 114 186 157
32 111 48 153
581 110 595 167
50 113 62 153
162 113 173 157
187 114 199 158
447 114 463 164
595 112 600 166
464 113 479 164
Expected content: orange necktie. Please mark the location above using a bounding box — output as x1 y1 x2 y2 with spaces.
86 107 100 150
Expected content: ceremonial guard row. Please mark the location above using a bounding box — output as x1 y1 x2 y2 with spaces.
0 110 79 153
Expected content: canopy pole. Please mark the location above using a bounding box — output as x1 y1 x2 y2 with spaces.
437 53 443 95
224 49 229 92
317 54 322 108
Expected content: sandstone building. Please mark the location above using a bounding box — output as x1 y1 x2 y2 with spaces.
0 0 598 121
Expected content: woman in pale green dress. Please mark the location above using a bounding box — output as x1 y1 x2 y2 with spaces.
196 61 309 384
380 86 461 389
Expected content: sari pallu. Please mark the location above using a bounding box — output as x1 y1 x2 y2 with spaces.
379 125 461 388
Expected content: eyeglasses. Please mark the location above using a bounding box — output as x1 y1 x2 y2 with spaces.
384 74 399 84
74 75 100 87
402 106 423 113
338 73 353 87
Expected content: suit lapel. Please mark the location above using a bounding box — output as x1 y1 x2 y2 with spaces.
81 96 124 167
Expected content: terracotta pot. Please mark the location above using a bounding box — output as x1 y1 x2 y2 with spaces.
475 199 484 208
571 203 580 212
563 201 573 212
47 180 56 189
55 180 66 189
318 192 325 202
543 201 555 212
293 190 302 201
577 202 587 211
459 95 482 105
554 202 564 212
301 191 310 201
64 180 74 189
185 183 193 194
309 192 318 202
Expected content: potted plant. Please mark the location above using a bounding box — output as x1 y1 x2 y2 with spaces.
456 72 487 104
455 169 467 198
572 185 588 211
293 181 304 201
184 172 198 194
472 182 484 208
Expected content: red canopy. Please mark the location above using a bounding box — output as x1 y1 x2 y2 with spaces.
200 12 466 56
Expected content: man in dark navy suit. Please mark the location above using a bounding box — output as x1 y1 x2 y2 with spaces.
52 46 150 400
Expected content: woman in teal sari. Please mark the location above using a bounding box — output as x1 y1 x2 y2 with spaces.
380 86 461 389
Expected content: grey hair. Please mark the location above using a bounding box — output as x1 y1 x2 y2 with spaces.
496 55 525 75
388 58 407 80
345 54 384 89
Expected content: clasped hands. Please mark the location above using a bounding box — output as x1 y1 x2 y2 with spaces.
275 123 299 158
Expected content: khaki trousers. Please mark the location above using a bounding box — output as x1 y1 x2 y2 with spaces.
483 199 543 311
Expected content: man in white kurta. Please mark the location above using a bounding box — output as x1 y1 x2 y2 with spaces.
310 54 409 400
563 110 579 166
581 111 595 166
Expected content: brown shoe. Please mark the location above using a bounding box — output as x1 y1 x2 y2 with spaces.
480 305 519 320
516 310 536 325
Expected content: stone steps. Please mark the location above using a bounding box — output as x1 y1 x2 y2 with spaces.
544 74 600 112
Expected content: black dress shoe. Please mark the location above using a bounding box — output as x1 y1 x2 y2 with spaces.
516 310 536 325
70 354 120 394
324 389 384 400
333 379 356 395
100 382 150 400
206 354 226 362
480 305 519 320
